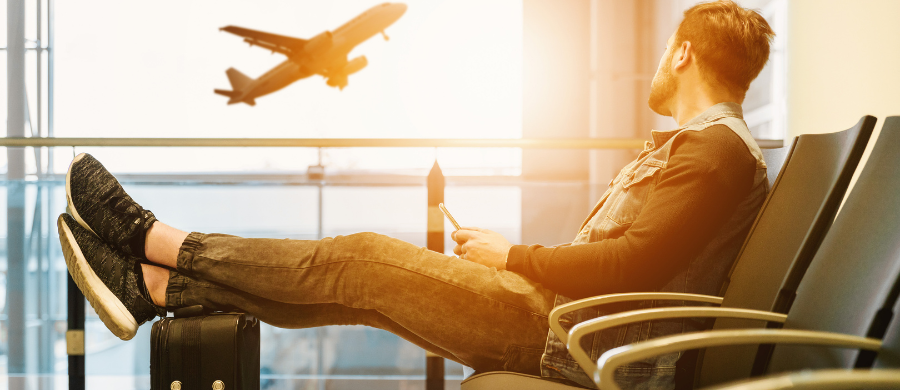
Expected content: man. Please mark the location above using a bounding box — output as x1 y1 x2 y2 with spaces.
58 1 774 388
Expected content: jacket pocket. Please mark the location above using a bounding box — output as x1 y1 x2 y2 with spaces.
606 161 664 227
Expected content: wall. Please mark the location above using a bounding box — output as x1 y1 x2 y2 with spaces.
786 0 900 191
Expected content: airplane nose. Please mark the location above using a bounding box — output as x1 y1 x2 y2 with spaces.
394 3 407 16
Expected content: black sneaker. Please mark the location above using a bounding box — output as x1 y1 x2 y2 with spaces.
66 153 157 259
57 213 165 340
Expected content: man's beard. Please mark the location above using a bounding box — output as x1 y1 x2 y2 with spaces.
648 53 677 116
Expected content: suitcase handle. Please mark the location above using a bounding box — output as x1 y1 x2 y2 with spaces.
173 305 210 318
172 306 257 326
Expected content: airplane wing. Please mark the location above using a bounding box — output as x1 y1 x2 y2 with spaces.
220 26 307 56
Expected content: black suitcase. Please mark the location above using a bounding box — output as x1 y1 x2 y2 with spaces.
150 306 260 390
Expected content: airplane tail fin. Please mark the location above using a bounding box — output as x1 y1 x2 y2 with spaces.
225 67 253 91
214 88 245 105
214 89 235 97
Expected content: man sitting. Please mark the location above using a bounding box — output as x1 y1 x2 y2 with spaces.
58 1 773 388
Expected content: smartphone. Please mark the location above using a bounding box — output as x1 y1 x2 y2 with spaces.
438 203 461 231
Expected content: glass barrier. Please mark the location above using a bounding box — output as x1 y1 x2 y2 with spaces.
0 175 568 390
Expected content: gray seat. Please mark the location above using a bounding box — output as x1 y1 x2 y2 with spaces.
762 116 900 374
582 116 900 389
706 277 900 390
697 116 876 386
761 143 792 189
700 369 900 390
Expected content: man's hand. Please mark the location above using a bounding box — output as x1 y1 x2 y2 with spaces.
451 227 513 270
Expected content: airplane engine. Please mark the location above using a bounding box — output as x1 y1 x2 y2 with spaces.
304 31 333 55
325 57 368 90
326 75 348 89
343 56 368 75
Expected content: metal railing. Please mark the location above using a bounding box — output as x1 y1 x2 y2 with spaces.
0 137 784 149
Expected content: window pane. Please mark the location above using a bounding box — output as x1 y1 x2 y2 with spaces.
53 0 523 173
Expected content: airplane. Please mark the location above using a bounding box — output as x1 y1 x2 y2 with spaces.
214 2 407 106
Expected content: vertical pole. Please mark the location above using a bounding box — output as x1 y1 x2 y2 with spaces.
426 160 445 253
34 3 48 379
37 0 41 140
317 147 324 240
425 161 445 390
48 0 55 171
7 1 28 389
67 275 86 390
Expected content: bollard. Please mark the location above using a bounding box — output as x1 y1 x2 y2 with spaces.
67 274 86 390
425 161 445 390
427 161 445 254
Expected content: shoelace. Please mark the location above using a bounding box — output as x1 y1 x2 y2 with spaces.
103 191 146 232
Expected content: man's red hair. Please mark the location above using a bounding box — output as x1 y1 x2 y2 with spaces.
675 0 775 99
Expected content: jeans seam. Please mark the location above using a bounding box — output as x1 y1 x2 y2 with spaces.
192 254 551 319
164 273 185 308
176 232 204 274
501 345 545 373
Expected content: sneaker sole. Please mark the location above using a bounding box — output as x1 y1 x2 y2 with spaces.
66 153 100 238
58 216 138 341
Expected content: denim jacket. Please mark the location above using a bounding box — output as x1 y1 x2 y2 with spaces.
540 102 768 389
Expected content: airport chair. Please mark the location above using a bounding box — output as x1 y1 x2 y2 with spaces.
760 141 791 189
701 369 900 390
693 115 876 386
573 116 900 390
704 287 900 390
461 116 875 390
707 252 900 390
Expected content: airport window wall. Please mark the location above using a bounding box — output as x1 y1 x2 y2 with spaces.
3 1 524 389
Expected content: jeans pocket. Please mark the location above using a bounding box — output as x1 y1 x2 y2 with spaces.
501 345 545 375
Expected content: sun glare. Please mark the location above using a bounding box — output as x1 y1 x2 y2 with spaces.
52 0 523 174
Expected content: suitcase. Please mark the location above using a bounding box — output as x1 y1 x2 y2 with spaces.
151 305 260 390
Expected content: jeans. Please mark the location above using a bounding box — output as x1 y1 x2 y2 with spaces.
164 231 557 376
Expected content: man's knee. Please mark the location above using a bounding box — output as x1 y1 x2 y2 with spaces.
329 231 421 263
346 231 388 243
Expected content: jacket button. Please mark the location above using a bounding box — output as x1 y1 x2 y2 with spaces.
170 381 182 390
212 380 225 390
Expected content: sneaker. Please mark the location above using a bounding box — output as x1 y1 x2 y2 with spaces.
66 153 157 258
57 213 165 340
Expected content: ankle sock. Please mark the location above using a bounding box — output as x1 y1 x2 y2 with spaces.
134 263 167 315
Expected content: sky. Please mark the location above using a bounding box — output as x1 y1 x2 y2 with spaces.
45 0 523 173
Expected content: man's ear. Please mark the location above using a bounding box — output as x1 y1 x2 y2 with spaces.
673 41 692 72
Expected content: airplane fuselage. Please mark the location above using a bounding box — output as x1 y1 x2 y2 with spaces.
228 3 406 104
244 60 310 100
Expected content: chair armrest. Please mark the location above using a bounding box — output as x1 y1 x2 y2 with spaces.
595 329 882 390
549 293 724 344
703 369 900 390
566 307 787 379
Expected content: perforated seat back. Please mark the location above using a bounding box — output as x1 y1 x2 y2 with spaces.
761 143 792 189
698 116 876 386
768 117 900 373
873 298 900 369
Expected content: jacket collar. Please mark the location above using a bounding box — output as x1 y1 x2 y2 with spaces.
650 102 744 147
682 101 744 127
